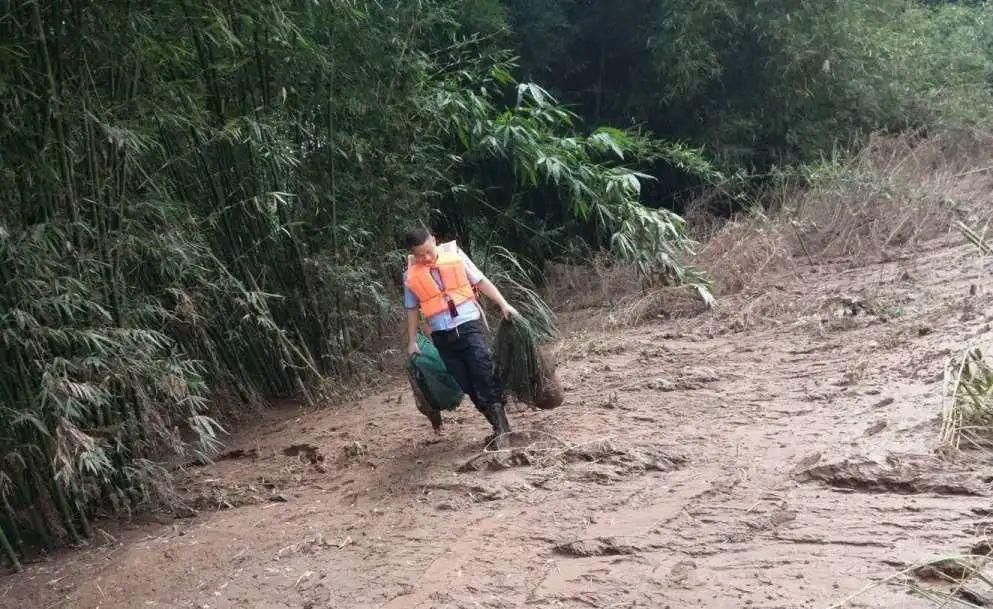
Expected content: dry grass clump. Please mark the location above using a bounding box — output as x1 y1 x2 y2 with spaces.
543 254 638 313
691 132 993 297
689 209 796 296
940 208 992 452
543 254 693 329
543 133 993 332
605 286 710 327
940 346 993 451
783 133 991 260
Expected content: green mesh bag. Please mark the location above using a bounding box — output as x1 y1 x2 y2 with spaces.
406 333 463 413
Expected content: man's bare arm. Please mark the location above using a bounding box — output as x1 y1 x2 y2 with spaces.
475 279 518 319
406 309 421 355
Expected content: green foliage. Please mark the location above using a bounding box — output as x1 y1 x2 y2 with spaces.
476 246 558 343
0 0 707 562
428 69 715 295
504 0 993 170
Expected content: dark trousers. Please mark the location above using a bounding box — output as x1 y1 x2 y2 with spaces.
431 320 505 412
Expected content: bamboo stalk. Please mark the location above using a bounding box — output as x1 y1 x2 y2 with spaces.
31 0 78 224
48 477 82 545
74 500 93 540
0 524 21 573
2 495 25 555
21 473 54 550
28 470 58 547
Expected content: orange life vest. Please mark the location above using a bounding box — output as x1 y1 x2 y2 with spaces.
405 245 476 318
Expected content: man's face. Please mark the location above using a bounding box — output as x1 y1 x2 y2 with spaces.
411 235 438 265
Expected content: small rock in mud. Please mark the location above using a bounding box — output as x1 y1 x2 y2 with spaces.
914 557 979 582
668 560 698 586
873 397 896 408
483 440 686 484
794 452 822 471
600 392 620 409
554 537 641 557
218 448 259 461
863 420 887 436
768 509 797 528
343 441 367 458
283 443 325 464
646 378 677 391
684 367 720 383
970 539 993 556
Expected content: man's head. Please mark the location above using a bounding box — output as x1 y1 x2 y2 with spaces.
404 227 437 265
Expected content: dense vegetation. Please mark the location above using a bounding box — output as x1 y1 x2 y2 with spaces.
505 0 993 175
1 0 992 566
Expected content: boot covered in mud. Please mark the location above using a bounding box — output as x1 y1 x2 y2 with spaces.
481 402 511 449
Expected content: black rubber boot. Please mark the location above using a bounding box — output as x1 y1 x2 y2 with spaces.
482 402 511 449
477 405 497 428
490 402 511 436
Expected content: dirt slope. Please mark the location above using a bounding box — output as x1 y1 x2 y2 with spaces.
5 238 993 609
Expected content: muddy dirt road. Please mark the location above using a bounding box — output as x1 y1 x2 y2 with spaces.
6 239 993 609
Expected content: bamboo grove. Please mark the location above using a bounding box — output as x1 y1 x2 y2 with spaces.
0 1 718 566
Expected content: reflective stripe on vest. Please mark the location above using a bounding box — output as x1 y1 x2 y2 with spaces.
406 251 475 318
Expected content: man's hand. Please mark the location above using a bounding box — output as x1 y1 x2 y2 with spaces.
476 279 519 321
406 309 421 357
501 304 519 320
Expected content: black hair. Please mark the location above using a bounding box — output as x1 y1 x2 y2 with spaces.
403 227 431 249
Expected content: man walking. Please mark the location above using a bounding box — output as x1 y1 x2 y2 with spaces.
403 227 517 444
